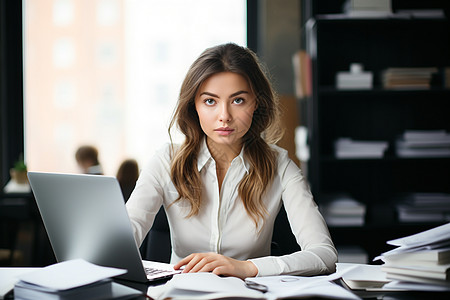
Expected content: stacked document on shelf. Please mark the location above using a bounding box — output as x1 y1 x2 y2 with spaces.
334 138 388 159
337 245 369 264
375 222 450 291
396 130 450 158
395 193 450 223
320 194 366 227
381 67 438 89
13 259 139 300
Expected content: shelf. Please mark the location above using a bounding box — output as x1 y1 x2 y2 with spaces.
327 221 447 231
314 14 448 23
305 0 450 259
320 156 450 163
318 86 450 96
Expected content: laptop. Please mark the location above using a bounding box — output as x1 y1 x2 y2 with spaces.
27 171 181 283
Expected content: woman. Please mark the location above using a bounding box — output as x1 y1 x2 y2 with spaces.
126 43 337 279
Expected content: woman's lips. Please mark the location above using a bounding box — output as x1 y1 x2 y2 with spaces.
214 127 235 136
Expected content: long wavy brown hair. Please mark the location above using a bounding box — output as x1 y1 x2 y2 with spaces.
168 43 283 227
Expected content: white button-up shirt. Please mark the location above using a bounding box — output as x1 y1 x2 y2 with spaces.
126 140 337 276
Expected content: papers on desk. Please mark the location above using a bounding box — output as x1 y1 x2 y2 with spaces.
0 268 37 299
147 271 361 300
337 263 390 290
375 222 450 291
13 259 140 300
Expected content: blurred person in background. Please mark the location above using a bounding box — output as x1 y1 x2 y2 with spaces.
116 159 140 202
75 145 103 175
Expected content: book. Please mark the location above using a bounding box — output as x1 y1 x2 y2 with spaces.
403 130 449 141
337 246 368 264
381 67 438 89
337 263 389 290
396 130 450 158
320 194 366 227
381 264 450 281
376 223 450 289
292 50 312 99
384 272 450 286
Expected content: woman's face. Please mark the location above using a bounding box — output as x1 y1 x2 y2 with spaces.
195 72 257 152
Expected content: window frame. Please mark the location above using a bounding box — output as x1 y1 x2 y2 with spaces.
0 0 24 188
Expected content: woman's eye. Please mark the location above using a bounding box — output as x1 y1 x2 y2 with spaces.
233 98 244 104
205 99 216 105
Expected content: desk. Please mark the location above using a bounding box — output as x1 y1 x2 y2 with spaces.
1 267 450 300
0 192 55 267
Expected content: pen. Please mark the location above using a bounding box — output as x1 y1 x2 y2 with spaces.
244 280 268 293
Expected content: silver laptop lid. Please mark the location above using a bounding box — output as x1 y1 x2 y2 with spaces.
27 171 148 282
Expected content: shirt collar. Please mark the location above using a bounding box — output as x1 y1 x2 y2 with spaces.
197 138 250 174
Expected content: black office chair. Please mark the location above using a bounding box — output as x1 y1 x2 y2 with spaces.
139 207 171 263
271 204 301 255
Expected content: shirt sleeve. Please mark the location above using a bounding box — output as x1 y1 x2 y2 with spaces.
249 151 338 277
125 146 169 247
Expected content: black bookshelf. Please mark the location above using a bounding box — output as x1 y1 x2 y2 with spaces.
304 0 450 261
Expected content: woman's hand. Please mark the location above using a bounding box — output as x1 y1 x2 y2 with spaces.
173 252 258 279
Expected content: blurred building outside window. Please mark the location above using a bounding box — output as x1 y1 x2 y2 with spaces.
24 0 247 175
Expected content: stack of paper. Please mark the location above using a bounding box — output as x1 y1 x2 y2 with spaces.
395 193 450 223
334 138 388 159
337 263 390 290
396 130 450 158
381 67 438 89
376 222 450 291
13 259 139 300
320 194 366 227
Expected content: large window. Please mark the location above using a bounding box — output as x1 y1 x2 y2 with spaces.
24 0 247 175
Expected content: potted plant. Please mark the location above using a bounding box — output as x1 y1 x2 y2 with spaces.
10 156 28 184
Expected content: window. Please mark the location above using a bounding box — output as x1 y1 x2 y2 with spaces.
24 0 247 175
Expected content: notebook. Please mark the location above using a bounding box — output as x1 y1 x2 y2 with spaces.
27 171 181 283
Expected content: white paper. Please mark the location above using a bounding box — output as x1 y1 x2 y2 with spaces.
387 222 450 248
336 263 388 282
148 267 363 300
155 273 263 299
0 268 37 299
17 259 127 291
247 276 360 300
